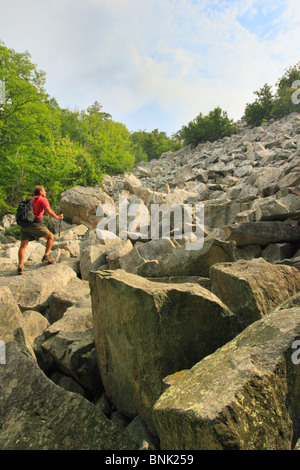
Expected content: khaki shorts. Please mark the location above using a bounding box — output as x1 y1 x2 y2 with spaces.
20 222 51 241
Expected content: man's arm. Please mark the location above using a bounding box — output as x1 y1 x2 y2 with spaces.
44 207 64 220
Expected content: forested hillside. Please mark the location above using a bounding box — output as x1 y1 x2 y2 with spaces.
0 39 299 217
0 40 180 216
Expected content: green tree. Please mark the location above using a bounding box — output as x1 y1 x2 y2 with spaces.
177 107 236 146
244 83 274 127
0 41 60 213
0 39 136 216
130 129 181 161
78 102 135 175
244 62 300 127
271 62 300 118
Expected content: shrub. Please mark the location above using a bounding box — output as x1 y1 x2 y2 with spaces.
244 62 300 127
176 107 236 146
245 84 274 127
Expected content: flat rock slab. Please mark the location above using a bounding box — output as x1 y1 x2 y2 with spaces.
210 258 300 329
0 264 77 311
224 221 300 247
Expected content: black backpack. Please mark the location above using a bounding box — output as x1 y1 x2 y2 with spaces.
16 196 39 226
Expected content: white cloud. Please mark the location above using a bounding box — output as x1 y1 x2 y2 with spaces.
0 0 299 134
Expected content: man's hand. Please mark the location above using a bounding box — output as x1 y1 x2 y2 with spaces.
58 213 64 220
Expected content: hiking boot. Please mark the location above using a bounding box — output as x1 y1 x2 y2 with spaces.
17 265 24 275
42 253 56 264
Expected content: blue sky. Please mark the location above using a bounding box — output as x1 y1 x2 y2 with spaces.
0 0 299 135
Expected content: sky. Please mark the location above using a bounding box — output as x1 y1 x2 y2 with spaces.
0 0 299 136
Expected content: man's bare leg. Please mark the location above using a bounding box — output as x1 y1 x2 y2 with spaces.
44 232 54 254
42 232 56 263
18 240 28 266
17 240 28 274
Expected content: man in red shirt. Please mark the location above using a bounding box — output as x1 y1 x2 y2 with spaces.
17 185 64 275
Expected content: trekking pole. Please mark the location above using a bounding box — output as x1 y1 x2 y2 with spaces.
57 211 62 262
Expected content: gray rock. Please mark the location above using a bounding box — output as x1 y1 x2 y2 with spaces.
0 264 77 312
210 258 300 329
45 277 91 324
224 221 300 247
118 236 236 279
49 371 87 398
153 306 300 450
261 242 296 263
0 330 137 450
42 328 102 398
89 269 238 434
60 186 114 228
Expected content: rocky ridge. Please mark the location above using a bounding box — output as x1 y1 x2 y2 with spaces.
0 112 300 450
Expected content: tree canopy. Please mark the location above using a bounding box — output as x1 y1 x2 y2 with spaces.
244 62 300 126
0 41 136 215
0 40 184 216
176 107 236 147
130 128 181 162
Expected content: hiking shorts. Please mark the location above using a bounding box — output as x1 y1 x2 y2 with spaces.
20 222 51 241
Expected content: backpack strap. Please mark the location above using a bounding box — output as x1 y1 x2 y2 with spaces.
32 195 41 222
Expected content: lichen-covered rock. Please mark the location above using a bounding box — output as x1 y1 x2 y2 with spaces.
0 330 138 450
153 306 300 450
89 269 238 434
210 258 300 329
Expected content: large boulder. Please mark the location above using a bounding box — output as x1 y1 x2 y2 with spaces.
118 236 236 278
0 330 137 450
278 171 300 190
60 186 114 228
106 239 134 270
79 229 122 280
210 258 300 330
153 306 300 450
224 221 300 247
261 242 295 263
45 277 91 324
2 241 45 263
252 194 300 221
41 305 101 399
203 199 253 228
89 269 238 434
44 304 93 337
0 286 24 343
246 166 283 195
0 264 77 312
123 174 143 194
0 286 49 359
21 310 50 358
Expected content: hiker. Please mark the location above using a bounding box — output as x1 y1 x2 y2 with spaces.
17 185 64 275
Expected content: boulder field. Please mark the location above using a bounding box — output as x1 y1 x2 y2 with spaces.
0 112 300 450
